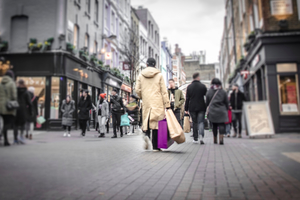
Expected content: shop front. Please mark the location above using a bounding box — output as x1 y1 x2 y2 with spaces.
121 83 131 101
238 33 300 133
0 52 104 130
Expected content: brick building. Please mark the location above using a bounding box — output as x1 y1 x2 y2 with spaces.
219 0 300 133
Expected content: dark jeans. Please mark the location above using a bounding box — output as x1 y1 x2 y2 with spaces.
79 119 87 133
63 126 71 132
14 124 25 141
232 112 242 134
190 111 205 140
112 113 123 136
172 109 181 126
2 115 15 144
212 123 226 137
106 117 109 133
145 129 158 150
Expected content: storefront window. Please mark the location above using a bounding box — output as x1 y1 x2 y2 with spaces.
67 79 75 101
278 75 299 114
17 77 46 117
50 77 60 119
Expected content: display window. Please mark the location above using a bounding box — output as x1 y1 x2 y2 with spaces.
67 79 75 101
50 77 61 119
17 77 46 117
278 75 300 114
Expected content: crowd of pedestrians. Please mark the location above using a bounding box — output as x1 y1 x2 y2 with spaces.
0 58 247 149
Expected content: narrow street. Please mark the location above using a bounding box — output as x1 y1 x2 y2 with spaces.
1 130 300 200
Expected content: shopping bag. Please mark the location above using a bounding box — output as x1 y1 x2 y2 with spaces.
165 109 185 144
36 122 42 128
204 115 209 130
37 116 46 125
183 114 191 133
120 113 130 126
158 119 174 149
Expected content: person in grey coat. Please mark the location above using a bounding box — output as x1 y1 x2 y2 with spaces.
206 78 229 145
95 93 109 138
61 95 75 137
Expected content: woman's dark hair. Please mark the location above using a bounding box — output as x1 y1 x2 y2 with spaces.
18 79 27 88
211 78 222 86
66 95 71 100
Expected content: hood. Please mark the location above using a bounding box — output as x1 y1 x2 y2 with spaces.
17 87 27 94
141 67 160 78
1 76 13 85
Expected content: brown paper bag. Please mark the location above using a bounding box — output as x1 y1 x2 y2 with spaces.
184 116 191 133
166 110 186 144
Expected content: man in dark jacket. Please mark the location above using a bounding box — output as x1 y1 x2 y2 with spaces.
78 90 93 136
185 73 207 144
168 79 185 125
230 83 247 138
110 88 124 138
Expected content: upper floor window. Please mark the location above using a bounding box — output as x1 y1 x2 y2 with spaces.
105 6 109 28
73 25 79 49
94 41 98 54
111 12 115 33
86 0 90 14
94 0 99 22
85 33 89 49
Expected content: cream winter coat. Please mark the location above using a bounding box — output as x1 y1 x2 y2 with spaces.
135 67 170 131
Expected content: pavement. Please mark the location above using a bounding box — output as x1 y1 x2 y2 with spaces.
0 128 300 200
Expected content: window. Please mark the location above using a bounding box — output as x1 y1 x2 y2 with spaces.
278 75 300 114
105 6 109 28
17 77 46 120
73 25 79 48
50 77 61 119
85 33 89 49
94 41 98 54
94 0 99 22
86 0 90 13
67 79 75 101
111 12 115 33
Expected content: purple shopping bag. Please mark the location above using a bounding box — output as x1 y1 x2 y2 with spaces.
158 119 174 149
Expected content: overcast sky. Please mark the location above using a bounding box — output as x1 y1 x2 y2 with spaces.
131 0 225 63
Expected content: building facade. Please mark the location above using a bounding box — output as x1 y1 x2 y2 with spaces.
219 0 300 133
160 39 173 86
137 21 147 76
0 0 131 130
135 6 160 69
172 44 185 87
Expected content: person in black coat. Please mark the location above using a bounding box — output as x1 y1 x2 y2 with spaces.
206 78 229 145
126 95 140 135
78 90 93 136
230 83 247 138
110 88 124 138
14 79 33 144
26 87 39 140
185 72 207 144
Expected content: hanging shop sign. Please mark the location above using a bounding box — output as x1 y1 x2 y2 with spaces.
271 0 293 15
123 62 131 70
241 70 250 79
243 101 275 137
105 52 112 60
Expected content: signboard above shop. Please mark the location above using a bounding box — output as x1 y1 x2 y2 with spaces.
271 0 293 15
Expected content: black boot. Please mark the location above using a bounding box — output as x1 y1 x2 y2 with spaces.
111 135 117 138
98 133 105 138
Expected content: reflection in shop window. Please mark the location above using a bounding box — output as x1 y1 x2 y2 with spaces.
50 77 61 119
17 77 46 117
67 79 75 101
278 75 300 114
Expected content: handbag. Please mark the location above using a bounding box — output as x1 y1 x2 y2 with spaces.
120 113 130 126
158 119 174 149
3 85 19 111
206 90 219 115
37 116 46 125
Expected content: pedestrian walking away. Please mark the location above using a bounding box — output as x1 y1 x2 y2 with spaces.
14 79 33 144
230 83 247 138
96 93 109 138
168 79 185 125
78 90 93 136
185 72 207 144
26 86 39 140
206 78 229 145
110 88 125 138
0 70 18 146
135 57 170 151
61 95 75 137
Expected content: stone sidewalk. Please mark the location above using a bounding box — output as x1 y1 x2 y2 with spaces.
0 129 300 200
